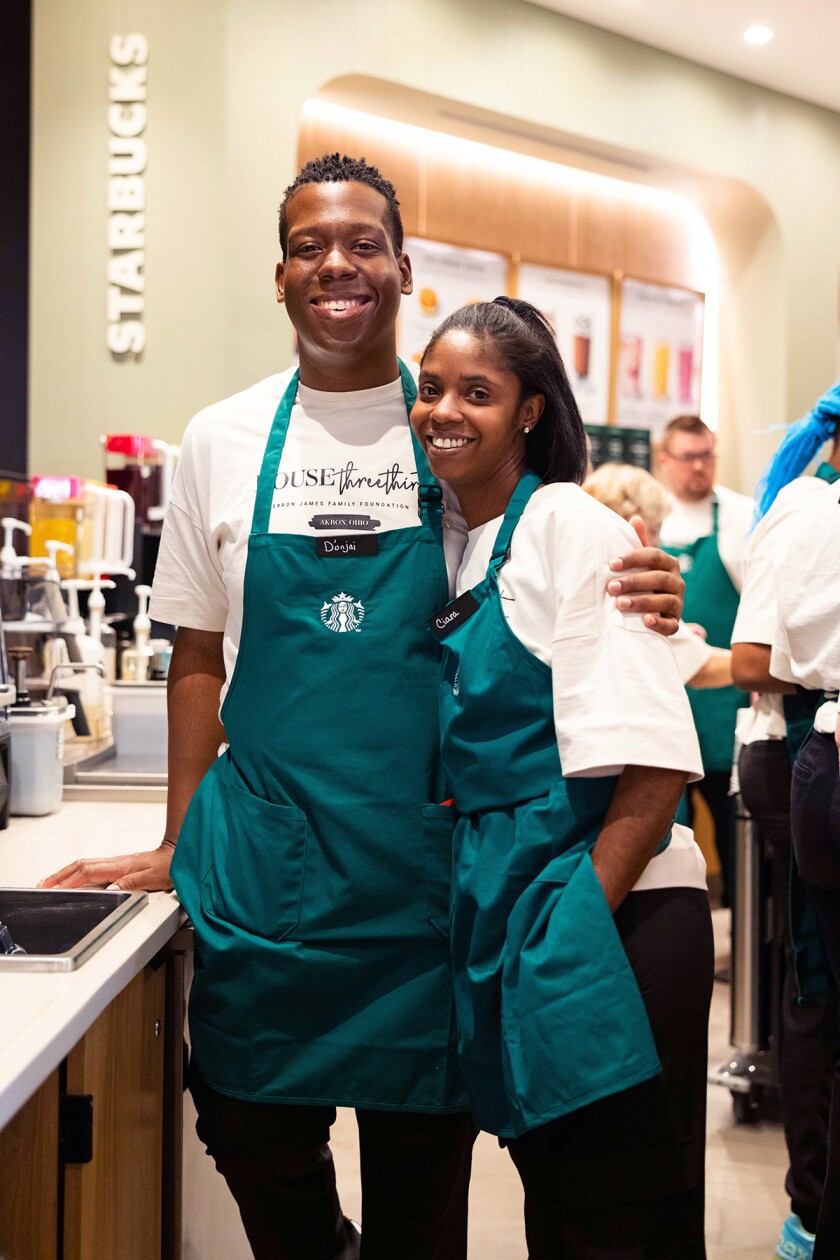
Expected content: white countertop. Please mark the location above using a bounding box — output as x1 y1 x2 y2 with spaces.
0 801 181 1129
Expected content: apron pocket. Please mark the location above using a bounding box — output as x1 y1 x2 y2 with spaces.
423 803 456 937
202 779 309 942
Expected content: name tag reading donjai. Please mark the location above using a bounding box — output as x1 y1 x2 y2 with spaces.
316 535 379 558
428 591 480 641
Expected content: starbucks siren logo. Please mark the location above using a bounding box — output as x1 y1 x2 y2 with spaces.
320 592 366 633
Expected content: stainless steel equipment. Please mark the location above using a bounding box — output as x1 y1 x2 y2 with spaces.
708 793 782 1122
0 887 148 971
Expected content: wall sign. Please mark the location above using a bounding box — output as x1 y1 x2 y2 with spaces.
107 34 148 358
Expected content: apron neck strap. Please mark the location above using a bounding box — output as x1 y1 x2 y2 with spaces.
252 369 300 533
710 493 719 535
815 461 840 486
489 470 542 573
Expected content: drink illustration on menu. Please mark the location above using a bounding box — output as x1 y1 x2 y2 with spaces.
616 279 704 438
517 264 612 427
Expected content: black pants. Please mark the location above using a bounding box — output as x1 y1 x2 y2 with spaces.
687 770 736 906
792 729 840 1258
190 1069 477 1260
739 737 840 1234
507 887 714 1259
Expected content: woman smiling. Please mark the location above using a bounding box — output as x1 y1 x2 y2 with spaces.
411 297 713 1259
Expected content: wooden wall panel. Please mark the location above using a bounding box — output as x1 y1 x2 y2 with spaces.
298 113 422 238
299 110 700 292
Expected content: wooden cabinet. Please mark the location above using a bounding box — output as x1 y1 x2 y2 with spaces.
64 963 166 1260
0 954 183 1260
0 1070 59 1260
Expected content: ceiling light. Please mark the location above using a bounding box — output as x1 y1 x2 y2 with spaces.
743 25 773 45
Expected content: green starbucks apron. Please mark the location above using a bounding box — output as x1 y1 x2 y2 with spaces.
662 496 747 772
432 471 666 1139
171 362 469 1112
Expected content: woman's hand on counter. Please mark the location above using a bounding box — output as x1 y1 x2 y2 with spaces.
37 840 176 892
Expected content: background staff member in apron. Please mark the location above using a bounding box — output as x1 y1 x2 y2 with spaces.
412 297 713 1259
731 382 840 1260
41 157 689 1260
583 463 734 691
771 481 840 1260
659 415 754 906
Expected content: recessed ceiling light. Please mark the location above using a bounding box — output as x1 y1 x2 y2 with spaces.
743 25 773 45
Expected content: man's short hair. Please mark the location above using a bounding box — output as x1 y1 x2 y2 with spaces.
663 415 713 445
278 153 404 259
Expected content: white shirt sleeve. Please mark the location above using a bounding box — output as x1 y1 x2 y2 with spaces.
547 493 703 780
669 621 713 685
770 488 840 693
732 478 824 647
149 423 229 631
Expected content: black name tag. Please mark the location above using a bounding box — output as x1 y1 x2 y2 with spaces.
428 590 480 640
316 534 379 558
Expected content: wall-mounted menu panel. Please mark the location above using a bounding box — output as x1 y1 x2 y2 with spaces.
398 237 509 364
616 279 704 439
517 264 612 426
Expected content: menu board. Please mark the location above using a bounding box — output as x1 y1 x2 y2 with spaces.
616 279 704 438
398 237 509 364
517 264 612 426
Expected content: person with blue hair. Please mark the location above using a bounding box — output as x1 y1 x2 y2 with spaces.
732 379 840 1260
753 382 840 525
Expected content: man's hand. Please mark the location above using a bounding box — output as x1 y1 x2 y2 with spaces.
606 516 685 636
38 840 176 892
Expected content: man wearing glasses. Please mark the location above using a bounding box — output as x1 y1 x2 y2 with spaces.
658 415 754 909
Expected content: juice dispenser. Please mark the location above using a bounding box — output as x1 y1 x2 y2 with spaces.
29 476 86 579
103 435 177 621
28 476 134 581
103 434 164 524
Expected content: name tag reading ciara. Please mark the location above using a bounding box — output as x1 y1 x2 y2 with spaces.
428 591 480 641
316 535 379 558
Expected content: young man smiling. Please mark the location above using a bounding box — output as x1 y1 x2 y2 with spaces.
43 154 686 1260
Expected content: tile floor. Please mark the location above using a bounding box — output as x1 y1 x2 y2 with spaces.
182 908 793 1258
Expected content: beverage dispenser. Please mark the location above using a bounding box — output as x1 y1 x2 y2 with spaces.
29 476 85 579
102 435 178 625
103 434 178 525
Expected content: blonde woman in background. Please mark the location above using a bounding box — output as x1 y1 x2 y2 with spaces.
584 463 732 690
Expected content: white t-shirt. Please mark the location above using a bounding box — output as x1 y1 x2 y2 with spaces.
732 476 830 744
771 485 840 735
456 484 706 892
149 369 467 699
669 620 713 686
658 483 754 593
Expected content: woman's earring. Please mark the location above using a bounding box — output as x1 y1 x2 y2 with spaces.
523 426 531 434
